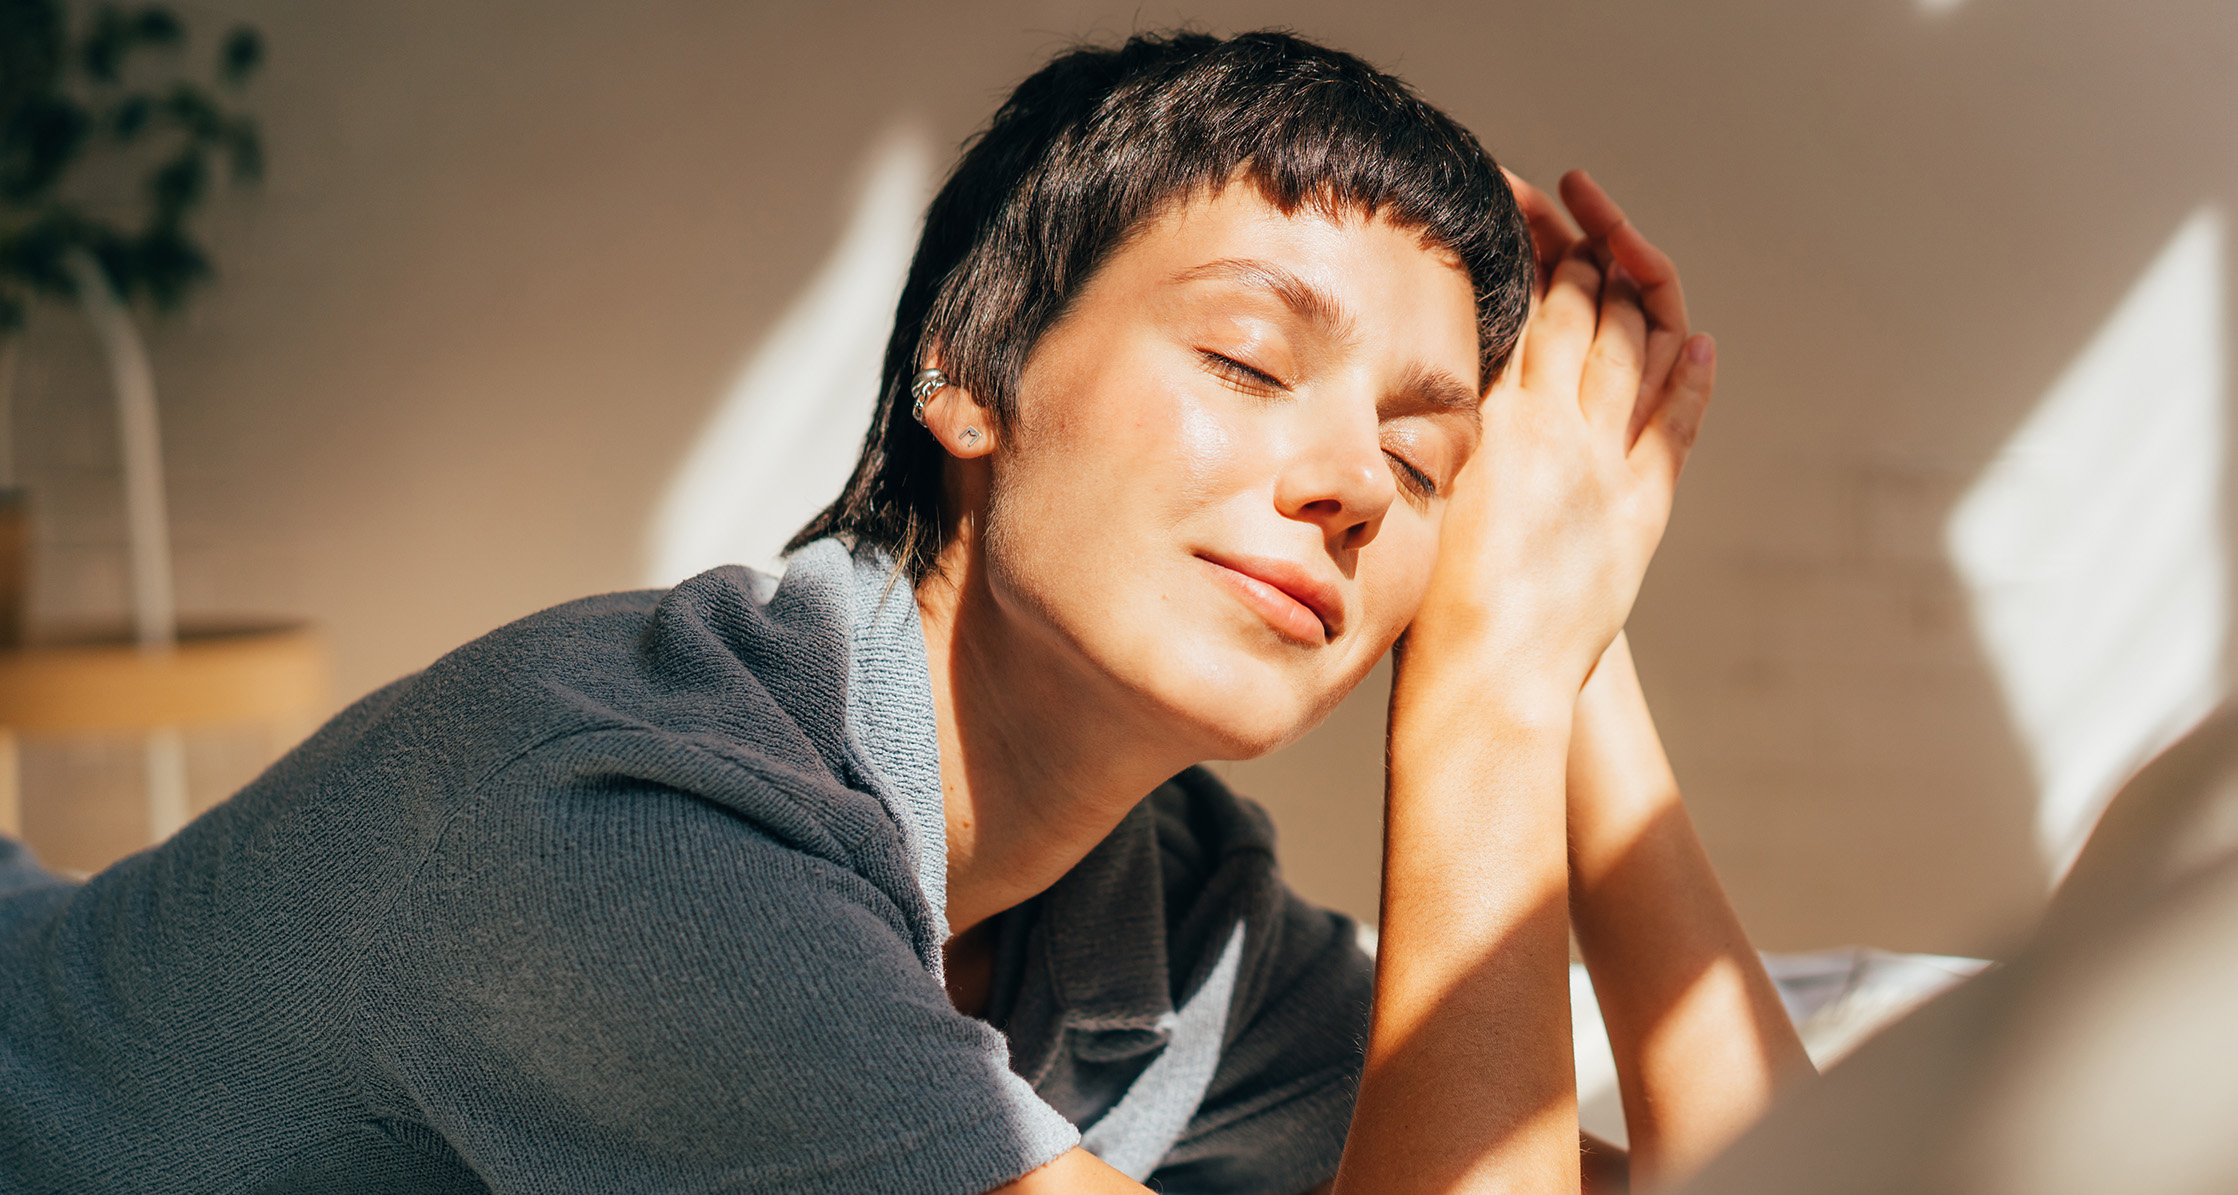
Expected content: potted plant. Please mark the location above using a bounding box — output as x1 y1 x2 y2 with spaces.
0 0 262 651
0 1 280 852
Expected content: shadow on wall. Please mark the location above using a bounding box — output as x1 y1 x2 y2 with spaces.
645 122 933 584
1225 206 2233 937
625 3 2237 957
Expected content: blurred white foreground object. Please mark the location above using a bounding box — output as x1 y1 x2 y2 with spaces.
1673 858 2238 1195
1570 948 1988 1147
1762 948 1993 1068
1675 705 2238 1194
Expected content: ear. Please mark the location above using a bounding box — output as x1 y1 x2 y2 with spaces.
916 351 998 460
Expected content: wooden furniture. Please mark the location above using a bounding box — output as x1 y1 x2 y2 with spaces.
0 624 328 843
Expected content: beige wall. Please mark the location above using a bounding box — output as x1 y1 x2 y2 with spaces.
13 0 2237 957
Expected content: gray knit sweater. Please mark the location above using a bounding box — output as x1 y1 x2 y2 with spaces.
0 540 1370 1194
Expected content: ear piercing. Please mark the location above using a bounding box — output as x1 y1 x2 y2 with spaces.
910 367 981 449
909 368 948 424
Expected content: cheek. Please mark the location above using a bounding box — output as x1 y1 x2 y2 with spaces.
1165 382 1248 507
1014 351 1259 522
1356 517 1442 643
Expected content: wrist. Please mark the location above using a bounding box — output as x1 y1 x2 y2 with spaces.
1394 623 1593 726
1387 644 1577 820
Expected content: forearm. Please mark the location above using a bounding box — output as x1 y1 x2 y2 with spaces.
1335 641 1582 1195
1328 165 1720 1192
1566 634 1811 1186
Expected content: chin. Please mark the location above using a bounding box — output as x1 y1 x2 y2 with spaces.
1142 637 1346 763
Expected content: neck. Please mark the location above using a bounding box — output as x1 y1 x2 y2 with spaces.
916 533 1199 936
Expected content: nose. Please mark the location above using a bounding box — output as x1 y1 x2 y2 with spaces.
1272 398 1397 554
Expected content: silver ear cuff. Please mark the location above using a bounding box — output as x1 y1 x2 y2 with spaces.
909 368 948 424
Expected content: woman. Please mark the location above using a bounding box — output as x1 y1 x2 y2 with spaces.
0 30 1808 1195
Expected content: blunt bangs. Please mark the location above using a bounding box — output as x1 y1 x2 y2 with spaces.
793 30 1532 579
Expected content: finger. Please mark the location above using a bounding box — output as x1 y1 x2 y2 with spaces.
1519 245 1603 401
1503 167 1581 295
1608 221 1689 347
1560 171 1690 407
1502 287 1538 389
1561 171 1689 337
1557 169 1626 277
1631 333 1715 486
1636 322 1686 428
1557 169 1630 243
1581 268 1647 436
1503 168 1581 258
1626 281 1684 423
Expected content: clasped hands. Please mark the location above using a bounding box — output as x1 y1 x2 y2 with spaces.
1408 169 1715 706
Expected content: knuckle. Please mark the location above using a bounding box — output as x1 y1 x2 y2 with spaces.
1588 340 1641 373
1553 257 1602 290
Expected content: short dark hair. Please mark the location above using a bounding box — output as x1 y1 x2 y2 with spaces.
791 30 1533 578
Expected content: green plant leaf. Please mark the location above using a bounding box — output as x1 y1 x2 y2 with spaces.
5 1 264 317
129 6 181 47
80 5 131 81
107 92 153 139
80 4 184 83
0 97 90 201
146 148 204 219
130 219 208 309
219 25 260 86
158 82 219 138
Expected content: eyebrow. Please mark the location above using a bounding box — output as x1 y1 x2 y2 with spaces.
1172 256 1482 427
1170 257 1356 342
1387 361 1483 428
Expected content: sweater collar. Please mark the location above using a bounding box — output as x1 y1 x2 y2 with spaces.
780 538 951 951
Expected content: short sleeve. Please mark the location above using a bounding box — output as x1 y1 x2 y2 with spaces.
1149 891 1372 1195
356 768 1079 1195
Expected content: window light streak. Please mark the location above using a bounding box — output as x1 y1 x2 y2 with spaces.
645 124 932 584
1946 208 2228 881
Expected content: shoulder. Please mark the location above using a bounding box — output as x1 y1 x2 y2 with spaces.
304 564 860 817
256 562 930 967
370 554 935 948
420 564 841 759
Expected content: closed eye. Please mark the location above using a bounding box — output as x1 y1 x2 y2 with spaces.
1199 350 1286 393
1386 452 1437 502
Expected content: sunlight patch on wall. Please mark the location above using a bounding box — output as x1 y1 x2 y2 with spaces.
1916 0 1970 16
645 123 932 584
1947 208 2228 881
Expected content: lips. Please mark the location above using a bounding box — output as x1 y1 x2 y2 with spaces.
1198 551 1346 643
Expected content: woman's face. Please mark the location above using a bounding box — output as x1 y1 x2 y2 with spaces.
975 181 1485 758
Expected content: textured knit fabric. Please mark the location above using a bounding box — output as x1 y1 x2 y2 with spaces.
1079 921 1245 1178
0 838 61 902
823 543 954 953
0 540 1373 1195
0 543 1074 1194
989 771 1373 1195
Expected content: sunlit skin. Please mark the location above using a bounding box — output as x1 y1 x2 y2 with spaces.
917 186 1480 935
913 173 1812 1194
